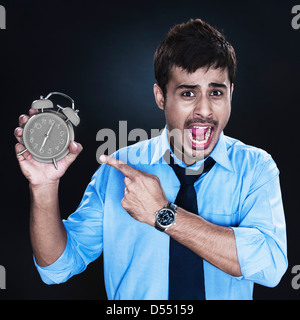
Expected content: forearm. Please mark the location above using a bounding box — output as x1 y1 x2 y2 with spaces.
30 182 67 267
100 155 242 276
166 207 242 277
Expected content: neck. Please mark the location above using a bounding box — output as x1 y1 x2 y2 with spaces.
170 142 205 167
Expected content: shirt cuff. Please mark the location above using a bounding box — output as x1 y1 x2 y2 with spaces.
231 226 271 279
33 233 86 285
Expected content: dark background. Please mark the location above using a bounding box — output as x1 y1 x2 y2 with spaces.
0 0 299 299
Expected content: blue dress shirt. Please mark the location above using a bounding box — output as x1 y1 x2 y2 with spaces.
34 128 288 300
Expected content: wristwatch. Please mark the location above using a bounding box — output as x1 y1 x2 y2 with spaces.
155 202 177 232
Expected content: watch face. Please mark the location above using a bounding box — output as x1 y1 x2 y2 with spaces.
157 208 175 227
22 111 74 163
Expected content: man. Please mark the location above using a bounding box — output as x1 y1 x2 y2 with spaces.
14 18 287 299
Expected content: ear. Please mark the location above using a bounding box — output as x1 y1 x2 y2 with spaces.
153 83 165 110
230 83 234 101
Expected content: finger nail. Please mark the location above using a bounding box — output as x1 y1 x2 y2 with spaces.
100 155 107 163
124 177 131 185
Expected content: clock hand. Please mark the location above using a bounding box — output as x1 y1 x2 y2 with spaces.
46 122 55 136
40 122 55 150
40 136 48 150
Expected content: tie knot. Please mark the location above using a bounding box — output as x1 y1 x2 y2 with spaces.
167 154 216 185
170 165 201 185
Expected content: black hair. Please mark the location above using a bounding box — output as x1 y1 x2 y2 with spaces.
154 18 237 97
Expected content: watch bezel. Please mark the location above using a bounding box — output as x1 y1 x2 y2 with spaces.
155 206 177 231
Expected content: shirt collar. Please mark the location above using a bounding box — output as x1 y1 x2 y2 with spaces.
150 126 234 172
150 126 171 166
209 131 234 172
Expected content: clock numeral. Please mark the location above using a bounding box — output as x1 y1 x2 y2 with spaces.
30 128 34 134
40 148 44 154
47 148 52 155
55 145 60 151
49 119 55 125
60 131 65 136
41 118 46 125
30 137 34 143
34 122 42 129
59 139 64 144
33 143 38 149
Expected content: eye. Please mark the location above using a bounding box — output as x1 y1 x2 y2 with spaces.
210 90 223 97
181 91 195 97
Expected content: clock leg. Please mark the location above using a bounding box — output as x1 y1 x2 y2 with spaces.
52 158 58 170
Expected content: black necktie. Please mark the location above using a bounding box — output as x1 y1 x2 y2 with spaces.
167 155 215 300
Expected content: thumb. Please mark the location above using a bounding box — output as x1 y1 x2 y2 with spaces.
64 141 83 166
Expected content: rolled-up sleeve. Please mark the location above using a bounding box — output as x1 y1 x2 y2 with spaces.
34 165 107 284
231 158 288 287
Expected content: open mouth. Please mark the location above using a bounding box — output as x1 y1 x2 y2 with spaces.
187 125 214 149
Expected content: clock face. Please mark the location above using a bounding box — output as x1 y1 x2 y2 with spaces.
157 209 175 226
22 112 73 163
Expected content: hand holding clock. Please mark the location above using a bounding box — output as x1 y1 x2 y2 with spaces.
14 94 83 267
14 109 83 187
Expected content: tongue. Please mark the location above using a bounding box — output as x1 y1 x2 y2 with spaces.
191 126 208 140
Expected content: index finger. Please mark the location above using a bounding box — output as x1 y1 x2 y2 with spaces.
100 155 137 177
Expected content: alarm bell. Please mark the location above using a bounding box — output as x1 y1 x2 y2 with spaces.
32 91 80 126
31 98 54 110
61 107 80 126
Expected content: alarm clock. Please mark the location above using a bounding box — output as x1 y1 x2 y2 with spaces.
19 92 80 170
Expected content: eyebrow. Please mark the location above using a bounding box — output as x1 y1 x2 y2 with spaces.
175 82 227 91
209 82 227 89
175 84 199 90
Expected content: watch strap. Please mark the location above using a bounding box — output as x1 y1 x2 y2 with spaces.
154 221 166 232
166 202 177 212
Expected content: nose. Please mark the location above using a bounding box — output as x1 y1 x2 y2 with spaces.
193 95 213 119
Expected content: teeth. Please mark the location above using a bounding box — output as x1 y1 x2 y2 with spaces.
193 126 210 129
188 127 212 144
193 126 208 129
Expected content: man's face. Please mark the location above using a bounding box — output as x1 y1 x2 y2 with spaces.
154 66 233 165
